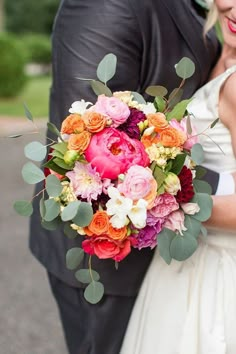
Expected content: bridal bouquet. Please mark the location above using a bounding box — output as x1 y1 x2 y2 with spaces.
14 54 213 303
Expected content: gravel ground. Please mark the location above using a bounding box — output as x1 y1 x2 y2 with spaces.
0 117 68 354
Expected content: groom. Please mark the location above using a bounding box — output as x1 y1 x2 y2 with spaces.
29 0 232 353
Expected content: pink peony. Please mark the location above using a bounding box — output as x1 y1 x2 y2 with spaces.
164 210 187 235
92 95 130 127
169 117 198 150
118 165 154 200
85 128 149 179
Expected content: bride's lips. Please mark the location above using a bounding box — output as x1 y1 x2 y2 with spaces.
227 18 236 34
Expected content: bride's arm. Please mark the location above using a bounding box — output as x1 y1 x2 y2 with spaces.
204 194 236 230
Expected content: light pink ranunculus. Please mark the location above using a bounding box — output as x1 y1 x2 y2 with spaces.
85 128 149 179
92 95 130 127
169 117 198 150
164 210 187 235
149 193 179 218
118 165 154 200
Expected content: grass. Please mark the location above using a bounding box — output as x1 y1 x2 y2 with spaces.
0 75 52 118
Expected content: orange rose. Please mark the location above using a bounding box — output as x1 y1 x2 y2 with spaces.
83 111 107 133
141 134 160 148
61 114 85 134
85 211 109 236
68 131 91 152
108 224 128 241
147 112 168 132
159 127 185 147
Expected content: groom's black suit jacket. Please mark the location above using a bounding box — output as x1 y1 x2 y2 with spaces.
30 0 220 296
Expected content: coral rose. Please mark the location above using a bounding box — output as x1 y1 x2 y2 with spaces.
147 112 168 132
68 131 91 152
82 236 132 261
85 128 149 179
85 211 109 236
82 111 107 133
159 127 186 147
61 114 85 134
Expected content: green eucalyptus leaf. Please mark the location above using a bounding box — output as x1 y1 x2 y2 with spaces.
167 88 184 109
191 193 213 222
96 53 117 84
200 224 208 238
84 281 104 304
66 247 84 270
45 174 63 197
64 223 79 239
73 202 94 227
166 99 192 121
44 199 60 222
41 217 61 230
170 233 198 261
47 122 63 141
91 80 112 97
170 153 186 175
145 85 168 97
158 228 176 264
8 134 23 138
23 102 33 121
75 269 100 283
175 57 195 79
184 215 201 238
210 117 219 129
193 179 212 195
131 91 146 104
24 141 47 162
22 162 45 184
13 200 33 216
191 143 205 164
61 200 81 222
195 165 207 179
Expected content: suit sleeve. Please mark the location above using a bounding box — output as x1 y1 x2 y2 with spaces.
50 0 143 120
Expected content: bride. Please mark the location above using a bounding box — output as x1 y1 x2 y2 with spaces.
121 1 236 353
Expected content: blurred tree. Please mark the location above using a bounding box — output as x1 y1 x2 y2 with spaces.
5 0 59 34
0 0 4 32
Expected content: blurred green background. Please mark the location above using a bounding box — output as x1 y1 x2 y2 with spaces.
0 0 59 118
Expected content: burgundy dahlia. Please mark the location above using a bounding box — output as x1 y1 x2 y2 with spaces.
118 108 146 139
176 166 194 203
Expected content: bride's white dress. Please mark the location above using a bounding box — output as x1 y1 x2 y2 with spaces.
120 66 236 354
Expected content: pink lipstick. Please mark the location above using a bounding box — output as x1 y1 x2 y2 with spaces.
227 18 236 34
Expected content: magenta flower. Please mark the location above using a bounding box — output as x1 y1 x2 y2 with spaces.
118 108 146 139
133 222 163 250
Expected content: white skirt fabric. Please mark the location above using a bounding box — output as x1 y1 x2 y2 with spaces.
120 232 236 354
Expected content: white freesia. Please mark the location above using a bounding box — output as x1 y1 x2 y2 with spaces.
141 102 156 114
181 202 200 215
69 99 93 114
106 187 133 227
128 199 148 229
143 126 155 136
